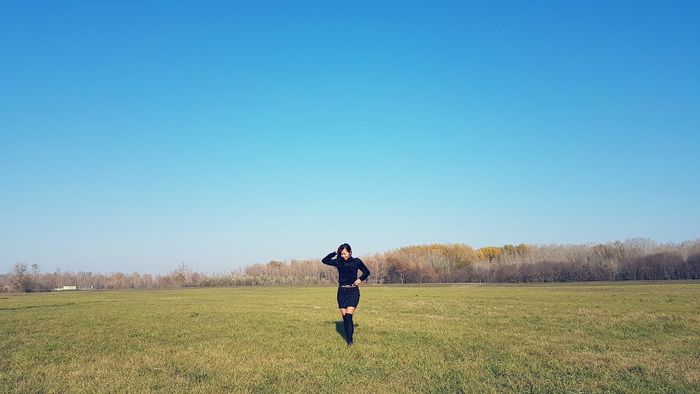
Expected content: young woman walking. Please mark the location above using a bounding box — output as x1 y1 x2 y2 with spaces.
321 243 370 346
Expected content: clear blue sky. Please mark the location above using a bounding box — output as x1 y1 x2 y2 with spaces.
1 1 699 274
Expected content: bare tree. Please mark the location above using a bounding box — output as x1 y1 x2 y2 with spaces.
10 263 31 292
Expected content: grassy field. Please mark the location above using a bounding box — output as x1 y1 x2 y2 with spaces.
1 282 698 393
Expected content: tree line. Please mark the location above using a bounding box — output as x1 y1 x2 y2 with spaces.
2 238 699 292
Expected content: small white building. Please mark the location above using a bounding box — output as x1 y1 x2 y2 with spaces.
55 285 77 291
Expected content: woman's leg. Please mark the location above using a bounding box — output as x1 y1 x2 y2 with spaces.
343 306 356 344
340 307 353 344
344 287 361 345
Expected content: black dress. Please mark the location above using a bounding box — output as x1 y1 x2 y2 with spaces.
321 252 371 308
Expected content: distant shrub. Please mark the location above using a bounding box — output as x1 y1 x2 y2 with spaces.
5 239 700 290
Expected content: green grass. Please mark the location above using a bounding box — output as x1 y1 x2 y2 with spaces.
1 282 699 393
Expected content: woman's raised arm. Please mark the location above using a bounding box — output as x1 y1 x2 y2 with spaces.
321 252 338 266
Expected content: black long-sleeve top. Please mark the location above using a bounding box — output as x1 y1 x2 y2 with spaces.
321 252 370 285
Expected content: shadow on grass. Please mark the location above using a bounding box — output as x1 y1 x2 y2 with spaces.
325 320 359 342
336 321 347 341
323 320 348 341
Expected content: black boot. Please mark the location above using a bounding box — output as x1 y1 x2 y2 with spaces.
344 313 354 345
342 314 350 344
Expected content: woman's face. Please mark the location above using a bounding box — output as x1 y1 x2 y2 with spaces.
340 249 351 261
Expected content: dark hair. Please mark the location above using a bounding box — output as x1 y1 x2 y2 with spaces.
337 243 352 256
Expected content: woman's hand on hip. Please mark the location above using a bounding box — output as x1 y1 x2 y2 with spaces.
353 279 362 286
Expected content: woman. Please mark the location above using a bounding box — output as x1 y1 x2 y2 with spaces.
321 243 370 346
